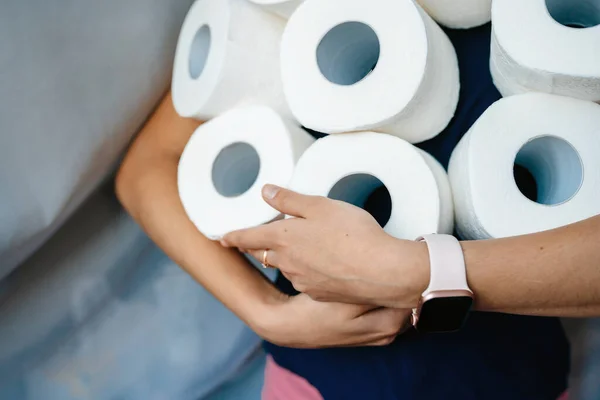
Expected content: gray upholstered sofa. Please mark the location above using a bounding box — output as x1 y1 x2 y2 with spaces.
0 1 598 399
0 1 269 398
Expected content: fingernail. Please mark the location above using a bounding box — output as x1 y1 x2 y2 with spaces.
262 184 280 200
220 239 228 247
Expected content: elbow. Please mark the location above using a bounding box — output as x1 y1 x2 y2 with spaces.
114 151 178 214
115 158 136 212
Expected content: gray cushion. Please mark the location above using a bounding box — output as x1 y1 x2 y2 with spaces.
0 2 279 398
0 0 194 279
0 186 274 399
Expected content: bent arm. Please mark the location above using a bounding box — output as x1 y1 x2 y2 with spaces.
459 215 600 317
219 185 600 318
116 92 282 329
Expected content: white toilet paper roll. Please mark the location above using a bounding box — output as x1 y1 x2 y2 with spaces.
416 0 492 29
248 0 305 19
491 0 600 103
172 0 291 120
280 0 459 143
178 105 315 240
449 93 600 240
289 132 454 240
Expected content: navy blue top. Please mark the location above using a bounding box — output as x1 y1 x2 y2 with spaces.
264 24 570 400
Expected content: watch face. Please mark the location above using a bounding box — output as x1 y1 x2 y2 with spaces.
417 296 473 333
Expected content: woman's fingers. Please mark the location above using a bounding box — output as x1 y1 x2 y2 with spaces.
280 270 294 282
246 248 281 269
337 310 408 348
271 295 411 349
262 185 326 218
352 336 398 347
331 335 395 348
221 222 282 250
357 307 411 338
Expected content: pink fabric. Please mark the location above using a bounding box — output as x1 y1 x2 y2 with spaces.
262 355 323 400
262 355 569 400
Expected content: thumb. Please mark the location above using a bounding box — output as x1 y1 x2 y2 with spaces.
262 184 324 218
358 308 411 335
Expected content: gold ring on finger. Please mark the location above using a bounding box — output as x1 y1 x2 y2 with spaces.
262 249 271 269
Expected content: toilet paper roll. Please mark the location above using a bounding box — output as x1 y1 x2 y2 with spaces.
280 0 459 143
416 0 492 29
491 0 600 103
289 132 454 240
449 93 600 240
172 0 291 120
178 105 315 240
248 0 305 19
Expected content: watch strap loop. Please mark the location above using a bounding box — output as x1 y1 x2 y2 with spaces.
417 234 471 296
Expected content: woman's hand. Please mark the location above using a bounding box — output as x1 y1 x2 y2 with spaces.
256 293 411 349
221 185 428 309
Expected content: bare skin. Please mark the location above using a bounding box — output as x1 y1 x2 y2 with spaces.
222 185 600 318
116 92 409 349
118 92 600 353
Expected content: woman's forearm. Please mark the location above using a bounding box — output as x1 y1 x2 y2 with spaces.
461 215 600 317
380 215 600 317
113 95 412 349
218 184 600 318
117 161 280 325
115 94 282 329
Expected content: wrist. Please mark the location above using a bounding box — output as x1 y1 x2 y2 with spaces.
378 237 429 309
247 289 289 339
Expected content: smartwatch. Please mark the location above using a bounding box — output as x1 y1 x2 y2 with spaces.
411 234 474 333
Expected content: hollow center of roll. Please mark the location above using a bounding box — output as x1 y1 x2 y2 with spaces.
546 0 600 28
189 25 211 79
316 22 380 86
328 174 391 227
212 142 260 198
513 136 583 206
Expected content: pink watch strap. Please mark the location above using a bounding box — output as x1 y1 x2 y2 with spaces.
417 234 471 295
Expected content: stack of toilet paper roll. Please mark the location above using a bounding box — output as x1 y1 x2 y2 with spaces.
173 0 600 243
174 0 459 240
491 0 600 102
179 117 454 240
